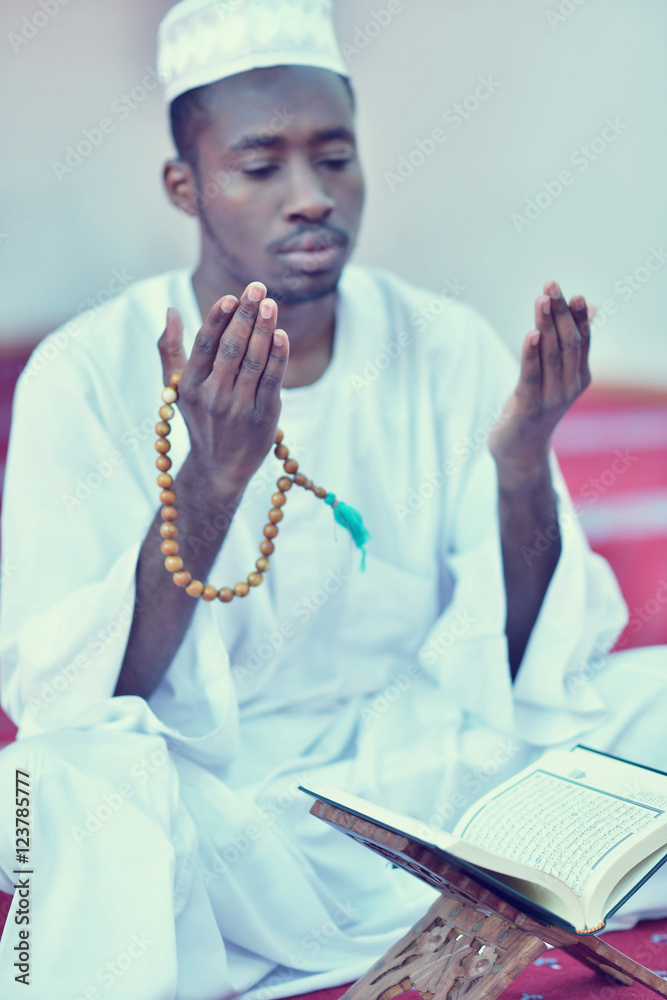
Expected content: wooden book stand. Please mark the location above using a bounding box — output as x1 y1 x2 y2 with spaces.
309 798 667 1000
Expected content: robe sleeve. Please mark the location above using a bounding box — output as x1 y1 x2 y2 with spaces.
415 304 628 746
0 340 238 759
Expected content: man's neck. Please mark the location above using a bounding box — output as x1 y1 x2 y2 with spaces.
192 265 337 390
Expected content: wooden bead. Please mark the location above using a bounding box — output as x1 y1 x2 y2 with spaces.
159 404 174 420
170 372 181 387
234 581 250 597
157 473 173 488
186 580 204 597
293 473 307 486
274 429 284 444
274 443 289 460
314 486 327 499
271 491 287 507
155 438 171 454
161 505 179 521
160 522 178 538
283 458 298 474
259 539 275 556
173 570 191 587
277 476 292 492
161 539 179 555
268 507 283 523
218 587 234 603
247 572 263 587
156 456 172 471
155 420 171 437
256 557 270 572
263 523 278 539
160 489 177 504
162 386 178 404
165 555 183 572
202 585 218 601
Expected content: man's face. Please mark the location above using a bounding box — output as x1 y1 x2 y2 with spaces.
190 65 365 303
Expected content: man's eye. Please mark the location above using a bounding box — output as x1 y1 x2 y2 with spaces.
242 165 279 178
320 158 351 170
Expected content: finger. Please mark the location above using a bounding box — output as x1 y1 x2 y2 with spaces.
184 294 239 386
515 330 543 413
158 308 187 386
233 296 278 402
211 282 266 394
543 280 581 391
534 292 562 404
255 328 290 411
569 294 592 387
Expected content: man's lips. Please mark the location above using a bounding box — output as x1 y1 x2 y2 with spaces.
277 232 346 253
276 233 347 272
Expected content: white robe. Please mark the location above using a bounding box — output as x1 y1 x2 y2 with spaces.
0 265 665 1000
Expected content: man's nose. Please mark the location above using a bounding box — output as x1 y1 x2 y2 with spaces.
282 160 335 222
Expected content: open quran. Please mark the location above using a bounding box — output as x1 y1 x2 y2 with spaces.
301 745 667 935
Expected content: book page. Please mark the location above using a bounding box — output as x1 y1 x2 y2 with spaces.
454 748 667 898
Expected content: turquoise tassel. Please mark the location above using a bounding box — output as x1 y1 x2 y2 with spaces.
324 493 371 571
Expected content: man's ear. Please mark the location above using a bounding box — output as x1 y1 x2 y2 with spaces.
163 159 199 216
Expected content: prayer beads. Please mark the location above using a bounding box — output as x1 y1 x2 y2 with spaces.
155 372 353 602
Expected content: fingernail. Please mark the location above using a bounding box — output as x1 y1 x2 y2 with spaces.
273 329 285 347
549 282 561 298
530 331 540 348
220 295 237 313
260 299 274 319
248 282 265 301
571 296 586 312
541 296 551 316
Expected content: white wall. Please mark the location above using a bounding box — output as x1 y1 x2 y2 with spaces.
1 0 666 385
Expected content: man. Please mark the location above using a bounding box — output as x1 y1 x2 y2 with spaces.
1 1 665 997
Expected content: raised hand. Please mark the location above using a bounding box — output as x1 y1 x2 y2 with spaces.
489 280 592 474
158 281 289 495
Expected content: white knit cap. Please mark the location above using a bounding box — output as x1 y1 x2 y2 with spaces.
158 0 349 105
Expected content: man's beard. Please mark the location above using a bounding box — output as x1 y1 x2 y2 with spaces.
199 209 342 305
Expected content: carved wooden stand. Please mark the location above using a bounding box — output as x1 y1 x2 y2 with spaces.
309 799 667 1000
